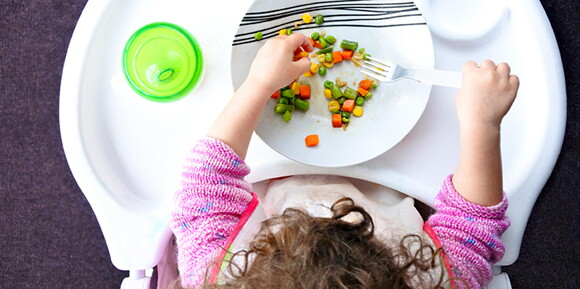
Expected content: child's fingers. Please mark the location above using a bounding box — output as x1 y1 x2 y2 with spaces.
480 59 496 70
286 33 313 53
463 60 479 72
292 56 312 74
496 62 511 76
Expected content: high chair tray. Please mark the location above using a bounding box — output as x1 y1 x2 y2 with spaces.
60 0 565 270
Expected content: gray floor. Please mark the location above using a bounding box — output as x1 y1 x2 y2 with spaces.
1 0 578 288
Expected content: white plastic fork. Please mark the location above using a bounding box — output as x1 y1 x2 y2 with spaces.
361 57 462 88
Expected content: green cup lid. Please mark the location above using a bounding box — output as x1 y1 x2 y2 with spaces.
123 22 204 102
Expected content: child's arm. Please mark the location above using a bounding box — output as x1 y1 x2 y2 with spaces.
453 60 519 206
207 33 313 159
426 60 519 288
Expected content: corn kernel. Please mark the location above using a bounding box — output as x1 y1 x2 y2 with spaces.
352 106 364 117
323 61 334 68
324 89 332 98
302 13 313 24
317 54 326 63
279 29 287 35
303 71 314 77
328 100 340 111
310 63 319 74
291 82 301 95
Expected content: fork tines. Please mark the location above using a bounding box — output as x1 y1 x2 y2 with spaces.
360 57 393 80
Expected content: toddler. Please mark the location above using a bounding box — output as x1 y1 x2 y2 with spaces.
170 33 519 289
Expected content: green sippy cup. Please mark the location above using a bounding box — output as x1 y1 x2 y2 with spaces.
123 22 204 102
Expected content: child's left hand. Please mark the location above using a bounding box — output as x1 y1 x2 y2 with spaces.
245 33 313 95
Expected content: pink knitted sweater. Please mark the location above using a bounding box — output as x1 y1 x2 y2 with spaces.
170 137 510 289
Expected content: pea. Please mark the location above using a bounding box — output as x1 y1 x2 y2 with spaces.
341 111 351 118
315 15 324 25
324 80 334 89
337 96 346 104
278 97 288 104
254 32 263 40
324 35 336 44
364 91 373 100
318 66 327 76
319 37 328 49
311 32 320 40
363 53 371 60
355 97 365 106
286 28 293 35
358 48 365 54
342 117 350 123
325 52 333 62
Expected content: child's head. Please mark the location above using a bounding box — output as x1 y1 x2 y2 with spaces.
172 197 450 289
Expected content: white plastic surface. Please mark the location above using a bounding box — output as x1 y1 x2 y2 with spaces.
59 0 566 273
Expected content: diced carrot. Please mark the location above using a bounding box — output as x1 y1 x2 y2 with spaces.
300 85 311 99
271 90 280 99
359 79 372 90
332 113 342 127
332 50 343 63
341 50 354 60
313 41 323 49
342 99 355 112
308 37 315 47
357 87 369 97
305 134 319 147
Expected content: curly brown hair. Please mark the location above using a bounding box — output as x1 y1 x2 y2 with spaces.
172 197 452 289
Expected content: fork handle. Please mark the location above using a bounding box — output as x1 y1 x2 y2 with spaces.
414 69 462 88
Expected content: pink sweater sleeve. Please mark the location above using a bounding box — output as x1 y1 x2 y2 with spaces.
426 175 510 289
170 137 253 288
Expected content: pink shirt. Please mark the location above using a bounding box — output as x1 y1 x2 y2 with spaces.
170 137 510 289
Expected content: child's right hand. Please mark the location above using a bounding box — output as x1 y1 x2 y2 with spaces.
245 33 313 95
455 60 520 129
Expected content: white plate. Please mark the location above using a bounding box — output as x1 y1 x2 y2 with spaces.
231 0 434 167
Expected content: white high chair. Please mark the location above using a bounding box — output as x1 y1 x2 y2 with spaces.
59 0 565 288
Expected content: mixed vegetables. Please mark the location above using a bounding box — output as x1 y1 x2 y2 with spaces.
257 13 379 146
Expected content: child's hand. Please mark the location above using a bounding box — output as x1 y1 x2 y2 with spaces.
245 33 313 94
456 60 520 129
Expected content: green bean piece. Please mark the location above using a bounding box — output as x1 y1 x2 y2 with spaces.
311 32 320 40
325 52 333 62
278 97 288 104
363 53 371 60
294 99 310 111
318 66 327 76
343 86 358 99
281 88 295 98
337 96 346 104
282 111 292 122
324 35 336 44
342 117 350 123
274 104 294 114
254 32 263 40
340 40 358 52
331 110 340 114
330 85 343 99
356 96 365 106
324 80 334 89
315 15 324 25
364 91 373 100
315 45 334 55
286 28 293 35
341 111 351 118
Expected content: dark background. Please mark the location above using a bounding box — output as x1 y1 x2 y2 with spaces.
1 0 578 288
